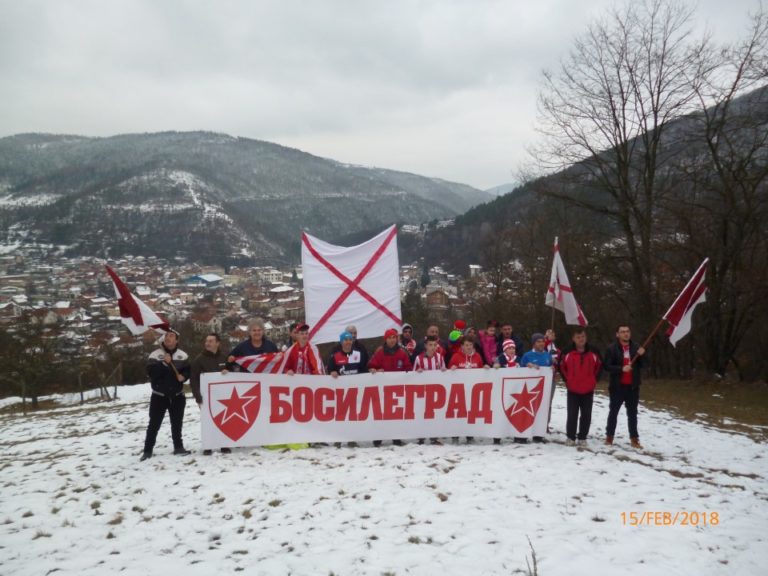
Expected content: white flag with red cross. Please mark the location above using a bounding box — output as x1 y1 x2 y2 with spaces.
301 225 402 344
545 237 588 326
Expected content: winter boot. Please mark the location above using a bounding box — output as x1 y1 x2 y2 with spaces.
630 437 644 449
140 451 152 461
604 436 614 446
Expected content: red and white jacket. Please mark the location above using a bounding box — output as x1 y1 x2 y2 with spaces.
413 351 446 371
281 342 325 375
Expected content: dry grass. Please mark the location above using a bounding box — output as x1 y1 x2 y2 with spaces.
632 379 768 441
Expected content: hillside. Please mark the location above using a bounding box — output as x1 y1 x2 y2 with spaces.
0 132 491 265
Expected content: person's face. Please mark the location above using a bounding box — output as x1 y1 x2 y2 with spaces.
164 332 178 348
572 332 587 348
462 341 475 354
290 327 299 342
533 338 546 352
385 335 398 348
341 338 353 353
546 329 556 340
426 325 439 338
501 325 512 338
297 330 309 346
617 326 631 342
250 325 264 341
204 335 219 353
402 327 413 340
504 344 516 356
348 328 358 341
425 340 438 356
466 327 476 338
487 326 497 337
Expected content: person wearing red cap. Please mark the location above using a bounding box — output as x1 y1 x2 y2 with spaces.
368 328 412 447
368 329 413 373
282 324 325 375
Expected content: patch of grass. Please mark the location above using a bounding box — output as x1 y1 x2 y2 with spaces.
591 515 606 522
21 510 33 518
32 530 51 539
408 536 421 544
51 506 61 515
131 505 144 514
436 493 448 502
268 499 282 507
635 379 768 441
106 531 115 539
107 513 123 525
242 508 252 519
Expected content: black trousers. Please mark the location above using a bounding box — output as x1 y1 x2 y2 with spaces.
606 384 640 439
143 393 186 452
566 391 594 440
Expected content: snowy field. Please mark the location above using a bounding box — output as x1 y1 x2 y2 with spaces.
1 384 766 576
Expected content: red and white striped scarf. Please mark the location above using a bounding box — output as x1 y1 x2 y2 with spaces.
234 352 285 373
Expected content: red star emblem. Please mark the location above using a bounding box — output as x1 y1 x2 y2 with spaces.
509 383 541 418
218 387 258 425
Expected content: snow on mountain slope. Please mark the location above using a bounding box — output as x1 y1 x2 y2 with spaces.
1 386 765 575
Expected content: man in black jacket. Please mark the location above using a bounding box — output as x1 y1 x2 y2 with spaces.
190 332 231 456
603 325 647 449
141 330 191 461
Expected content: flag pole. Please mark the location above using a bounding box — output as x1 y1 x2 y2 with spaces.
549 236 557 332
629 318 665 365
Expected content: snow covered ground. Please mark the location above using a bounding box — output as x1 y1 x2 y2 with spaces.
1 385 766 575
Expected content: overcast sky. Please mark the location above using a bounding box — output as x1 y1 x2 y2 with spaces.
0 0 756 189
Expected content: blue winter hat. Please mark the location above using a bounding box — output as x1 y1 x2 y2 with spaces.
531 332 545 345
339 331 354 342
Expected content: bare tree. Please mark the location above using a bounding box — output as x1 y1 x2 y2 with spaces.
532 0 708 328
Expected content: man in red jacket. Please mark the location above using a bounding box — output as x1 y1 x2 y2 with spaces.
368 328 412 447
559 328 602 446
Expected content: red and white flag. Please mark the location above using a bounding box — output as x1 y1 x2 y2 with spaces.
663 258 708 347
105 266 169 335
545 237 588 326
302 225 402 344
233 353 285 374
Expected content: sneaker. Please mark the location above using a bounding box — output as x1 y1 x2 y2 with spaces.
532 436 548 444
493 438 501 445
418 438 425 445
566 439 576 447
604 436 614 446
373 440 382 447
465 437 475 444
576 439 587 447
140 451 152 461
451 437 459 445
513 437 528 444
347 442 359 448
203 449 213 456
393 439 404 446
173 447 192 456
429 438 443 446
630 437 644 449
220 447 232 454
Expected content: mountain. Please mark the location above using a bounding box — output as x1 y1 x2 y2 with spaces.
484 182 518 197
0 132 492 265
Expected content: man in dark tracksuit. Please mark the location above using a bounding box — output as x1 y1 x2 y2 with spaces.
190 332 230 456
141 330 191 461
604 325 647 449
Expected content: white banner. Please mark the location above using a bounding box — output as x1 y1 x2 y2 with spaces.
200 368 553 448
301 225 403 344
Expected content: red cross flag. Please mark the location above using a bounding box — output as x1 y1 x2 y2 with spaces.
545 237 588 326
105 265 170 335
301 225 402 344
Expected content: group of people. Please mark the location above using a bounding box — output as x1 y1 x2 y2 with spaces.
139 318 646 460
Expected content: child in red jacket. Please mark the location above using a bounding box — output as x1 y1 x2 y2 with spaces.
448 336 487 443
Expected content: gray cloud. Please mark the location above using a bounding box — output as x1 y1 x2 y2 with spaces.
0 0 755 188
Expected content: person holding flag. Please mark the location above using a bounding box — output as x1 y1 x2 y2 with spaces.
141 329 191 461
604 325 646 449
227 318 280 372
